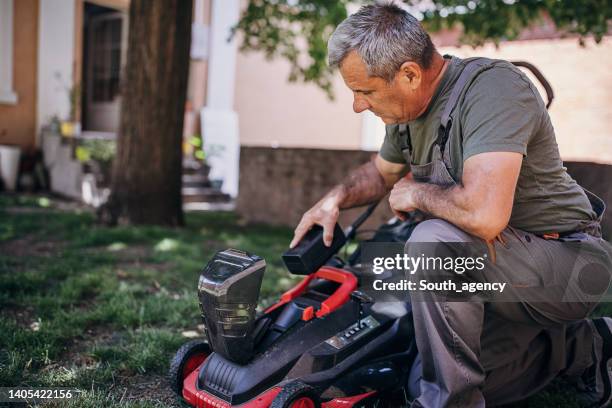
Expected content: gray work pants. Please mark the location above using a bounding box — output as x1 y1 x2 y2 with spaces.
406 219 612 408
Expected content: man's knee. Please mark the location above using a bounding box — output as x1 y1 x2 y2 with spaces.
407 219 472 244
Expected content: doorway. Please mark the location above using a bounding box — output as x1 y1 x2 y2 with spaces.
81 2 127 132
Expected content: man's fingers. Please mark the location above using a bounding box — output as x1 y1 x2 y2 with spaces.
290 220 311 248
322 222 335 247
291 203 340 248
290 231 305 249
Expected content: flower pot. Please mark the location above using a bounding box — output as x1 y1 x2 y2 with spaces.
60 121 82 138
0 145 21 191
210 178 223 190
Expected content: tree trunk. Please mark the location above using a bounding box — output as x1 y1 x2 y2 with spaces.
102 0 193 226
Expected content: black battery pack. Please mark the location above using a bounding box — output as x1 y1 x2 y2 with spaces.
282 224 346 275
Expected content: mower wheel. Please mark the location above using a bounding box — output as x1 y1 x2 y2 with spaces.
271 381 321 408
168 339 211 398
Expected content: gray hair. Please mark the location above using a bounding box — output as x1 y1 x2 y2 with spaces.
328 3 435 81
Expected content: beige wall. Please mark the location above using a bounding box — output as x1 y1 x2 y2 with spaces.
0 0 39 150
440 37 612 164
235 35 612 164
234 51 362 150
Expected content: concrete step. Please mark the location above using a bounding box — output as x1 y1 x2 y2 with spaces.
182 159 209 176
182 187 231 203
184 201 235 212
182 173 210 187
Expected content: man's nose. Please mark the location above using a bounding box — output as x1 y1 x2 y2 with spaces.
353 95 370 113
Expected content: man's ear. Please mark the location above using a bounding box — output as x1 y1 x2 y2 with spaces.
397 61 422 90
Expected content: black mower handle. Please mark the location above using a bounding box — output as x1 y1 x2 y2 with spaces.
511 60 554 109
344 200 381 242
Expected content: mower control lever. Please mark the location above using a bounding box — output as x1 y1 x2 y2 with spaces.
351 290 373 328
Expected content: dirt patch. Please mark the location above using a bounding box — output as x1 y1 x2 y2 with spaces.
115 374 182 407
61 326 123 367
2 195 92 214
115 261 173 273
85 244 173 273
82 245 174 279
0 234 65 257
65 333 183 407
82 244 150 262
2 305 37 329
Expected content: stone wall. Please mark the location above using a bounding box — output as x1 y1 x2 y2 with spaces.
236 147 395 233
237 147 612 240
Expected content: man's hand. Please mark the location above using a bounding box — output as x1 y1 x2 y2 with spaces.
388 178 417 220
290 155 408 249
290 191 343 248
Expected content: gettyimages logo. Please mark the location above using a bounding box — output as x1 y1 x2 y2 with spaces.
372 253 487 275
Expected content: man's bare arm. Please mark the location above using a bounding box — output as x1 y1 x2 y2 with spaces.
388 152 522 240
290 155 407 248
338 154 407 208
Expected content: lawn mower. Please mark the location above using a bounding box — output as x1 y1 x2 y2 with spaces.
169 202 422 408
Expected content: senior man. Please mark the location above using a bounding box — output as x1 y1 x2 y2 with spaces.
289 3 612 408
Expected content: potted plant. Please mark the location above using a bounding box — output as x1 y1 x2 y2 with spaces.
184 134 211 177
205 143 226 190
75 139 115 206
75 139 116 182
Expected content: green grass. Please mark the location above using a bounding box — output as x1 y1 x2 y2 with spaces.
0 195 299 406
0 194 610 407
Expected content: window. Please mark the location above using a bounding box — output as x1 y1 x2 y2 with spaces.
0 0 17 104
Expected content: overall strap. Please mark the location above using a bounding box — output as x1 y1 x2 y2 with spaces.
399 123 412 156
437 58 492 155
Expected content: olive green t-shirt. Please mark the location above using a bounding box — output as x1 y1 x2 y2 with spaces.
379 56 597 234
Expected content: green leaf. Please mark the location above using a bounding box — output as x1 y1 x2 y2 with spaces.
233 0 610 96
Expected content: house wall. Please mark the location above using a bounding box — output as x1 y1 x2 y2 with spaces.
234 51 363 150
234 35 612 165
233 0 365 150
234 26 612 233
0 0 39 149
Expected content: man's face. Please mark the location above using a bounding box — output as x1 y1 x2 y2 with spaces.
339 51 427 124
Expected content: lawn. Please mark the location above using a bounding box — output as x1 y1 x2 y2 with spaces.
0 194 609 407
0 195 300 407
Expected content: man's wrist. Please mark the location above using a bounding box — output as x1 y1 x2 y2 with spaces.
325 185 348 209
